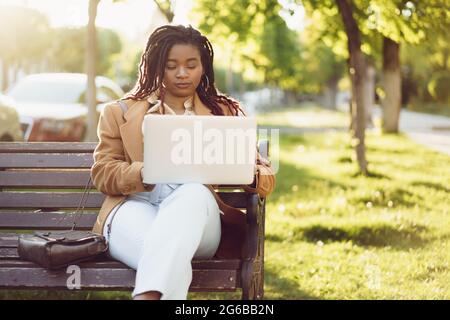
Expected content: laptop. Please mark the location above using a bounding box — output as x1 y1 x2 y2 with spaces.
142 115 257 184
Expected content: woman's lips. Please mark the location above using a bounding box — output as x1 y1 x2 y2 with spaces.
175 83 191 89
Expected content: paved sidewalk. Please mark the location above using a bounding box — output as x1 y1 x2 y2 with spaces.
373 107 450 156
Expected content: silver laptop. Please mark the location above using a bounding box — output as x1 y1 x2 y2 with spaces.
142 115 257 184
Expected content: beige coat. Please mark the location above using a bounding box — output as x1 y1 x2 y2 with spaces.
90 93 276 258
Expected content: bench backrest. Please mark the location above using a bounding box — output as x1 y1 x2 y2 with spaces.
0 142 268 231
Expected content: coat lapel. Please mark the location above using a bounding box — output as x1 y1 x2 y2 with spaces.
118 93 213 162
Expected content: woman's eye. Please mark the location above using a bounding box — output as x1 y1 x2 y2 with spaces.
187 65 197 69
166 65 176 70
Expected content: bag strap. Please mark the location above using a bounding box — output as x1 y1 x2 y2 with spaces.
54 174 93 230
54 100 129 231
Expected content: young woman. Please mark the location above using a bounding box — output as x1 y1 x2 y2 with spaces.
90 25 275 300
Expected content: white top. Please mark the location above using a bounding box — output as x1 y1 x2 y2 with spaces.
147 95 196 115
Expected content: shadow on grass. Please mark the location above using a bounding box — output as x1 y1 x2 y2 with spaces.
263 265 319 299
295 223 429 249
411 181 449 193
268 160 353 205
350 170 391 180
366 146 410 155
191 265 321 299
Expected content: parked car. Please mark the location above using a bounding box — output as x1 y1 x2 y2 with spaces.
0 94 24 141
6 73 124 142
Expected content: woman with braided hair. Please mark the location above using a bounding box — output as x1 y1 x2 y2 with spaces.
91 25 275 300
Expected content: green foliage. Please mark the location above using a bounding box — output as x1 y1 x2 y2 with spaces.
260 13 301 87
428 71 450 104
302 0 450 109
49 28 85 73
97 28 122 76
402 30 449 106
49 27 122 76
194 0 302 90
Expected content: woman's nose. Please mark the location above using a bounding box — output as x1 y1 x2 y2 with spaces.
176 67 188 78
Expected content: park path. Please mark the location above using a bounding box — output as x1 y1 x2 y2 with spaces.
259 106 450 156
372 107 450 156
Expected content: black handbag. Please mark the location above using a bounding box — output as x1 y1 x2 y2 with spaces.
17 176 108 269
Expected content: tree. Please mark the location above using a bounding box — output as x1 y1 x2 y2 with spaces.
49 27 121 75
353 0 450 132
194 0 302 94
0 5 51 91
335 0 368 175
86 0 100 142
299 25 346 108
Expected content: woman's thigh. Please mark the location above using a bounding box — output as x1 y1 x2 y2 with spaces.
158 183 222 259
105 199 158 269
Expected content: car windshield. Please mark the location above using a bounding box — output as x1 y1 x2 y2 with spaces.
8 77 85 104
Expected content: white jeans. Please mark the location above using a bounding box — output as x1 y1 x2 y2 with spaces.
102 182 221 300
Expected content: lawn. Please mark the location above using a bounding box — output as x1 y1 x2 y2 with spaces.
196 107 450 299
2 106 449 300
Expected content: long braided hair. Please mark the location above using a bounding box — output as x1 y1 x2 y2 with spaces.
125 25 245 116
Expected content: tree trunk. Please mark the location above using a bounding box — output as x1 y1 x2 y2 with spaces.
364 63 375 128
382 37 401 133
336 0 368 175
1 60 9 92
323 77 338 109
86 0 100 142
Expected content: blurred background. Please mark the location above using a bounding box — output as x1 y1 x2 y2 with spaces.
0 0 449 299
1 0 448 144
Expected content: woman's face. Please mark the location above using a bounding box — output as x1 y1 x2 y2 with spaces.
163 43 204 98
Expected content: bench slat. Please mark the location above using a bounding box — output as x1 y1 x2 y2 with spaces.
0 254 241 270
0 192 248 209
0 171 244 189
0 142 97 153
0 171 92 188
0 211 97 229
0 153 93 168
0 259 241 271
0 192 105 208
0 266 239 291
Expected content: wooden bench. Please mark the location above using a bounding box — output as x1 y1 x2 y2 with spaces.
0 141 268 299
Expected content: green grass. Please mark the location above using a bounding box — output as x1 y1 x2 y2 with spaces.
257 131 450 299
2 106 449 299
256 105 350 129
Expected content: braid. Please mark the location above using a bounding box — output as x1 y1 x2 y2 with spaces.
125 24 246 117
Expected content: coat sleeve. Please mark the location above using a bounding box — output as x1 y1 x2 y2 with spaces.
90 103 155 196
241 150 276 198
221 102 276 198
